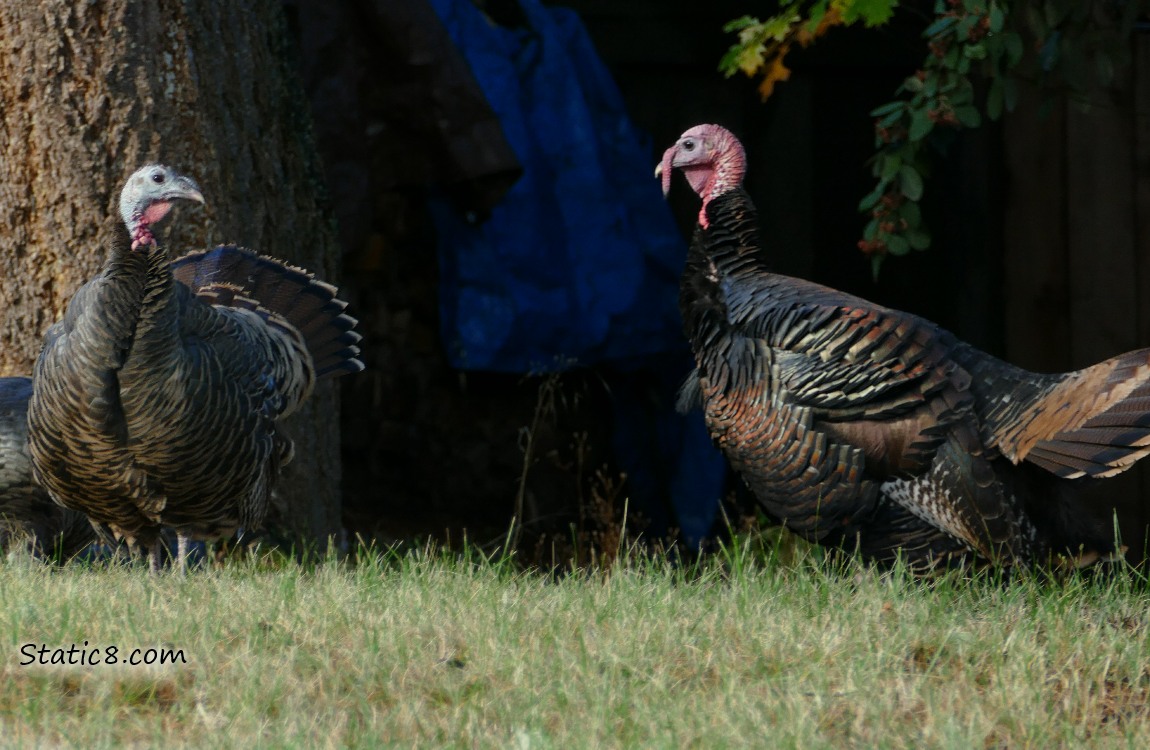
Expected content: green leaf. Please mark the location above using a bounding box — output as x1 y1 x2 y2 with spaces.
983 34 1004 65
900 165 924 200
954 105 981 128
924 14 959 38
906 228 931 250
722 15 761 33
759 12 802 41
957 14 979 39
903 75 924 93
949 84 974 105
901 200 921 227
944 44 960 68
871 253 884 281
963 43 987 61
908 108 935 141
989 3 1005 33
718 46 743 76
735 43 769 77
859 185 885 212
806 0 830 31
886 234 910 255
877 109 904 128
880 154 902 181
841 0 900 28
870 101 905 117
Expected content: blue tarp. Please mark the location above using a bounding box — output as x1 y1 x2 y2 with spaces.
428 0 726 546
427 0 685 372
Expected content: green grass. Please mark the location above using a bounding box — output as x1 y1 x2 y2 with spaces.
1 543 1148 748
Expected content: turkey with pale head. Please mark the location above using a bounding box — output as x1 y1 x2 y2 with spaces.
29 164 363 571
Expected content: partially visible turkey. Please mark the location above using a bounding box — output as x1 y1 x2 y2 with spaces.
29 165 364 571
0 377 95 560
659 123 1147 571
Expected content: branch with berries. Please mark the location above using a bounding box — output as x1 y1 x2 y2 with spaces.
722 0 1150 276
857 0 1020 276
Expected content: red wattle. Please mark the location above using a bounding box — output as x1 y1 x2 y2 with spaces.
141 201 172 225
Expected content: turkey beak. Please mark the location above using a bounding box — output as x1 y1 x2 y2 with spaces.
656 144 676 197
168 176 205 206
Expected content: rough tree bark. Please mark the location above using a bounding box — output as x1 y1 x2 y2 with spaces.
0 1 345 547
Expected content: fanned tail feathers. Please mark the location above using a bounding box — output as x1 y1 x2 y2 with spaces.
1027 352 1150 478
977 348 1150 479
171 245 365 379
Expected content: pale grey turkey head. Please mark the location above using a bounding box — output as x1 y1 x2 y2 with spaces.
119 164 205 250
656 124 747 228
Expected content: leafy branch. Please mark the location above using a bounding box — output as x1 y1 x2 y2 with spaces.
721 1 896 99
722 0 1150 276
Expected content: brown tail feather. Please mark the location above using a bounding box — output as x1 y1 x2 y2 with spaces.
1009 349 1150 478
171 246 364 379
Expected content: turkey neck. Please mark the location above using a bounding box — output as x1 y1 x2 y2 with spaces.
679 187 770 337
78 224 151 355
130 239 182 354
95 225 183 377
101 224 151 286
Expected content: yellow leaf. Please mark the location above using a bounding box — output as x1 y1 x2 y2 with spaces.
797 7 843 47
757 50 792 100
737 43 766 77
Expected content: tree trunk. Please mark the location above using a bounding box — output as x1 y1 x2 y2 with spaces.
0 0 344 547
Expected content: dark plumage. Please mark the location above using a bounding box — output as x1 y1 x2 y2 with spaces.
0 377 95 559
28 165 364 570
660 124 1143 571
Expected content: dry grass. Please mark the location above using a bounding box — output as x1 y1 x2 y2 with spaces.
1 544 1148 748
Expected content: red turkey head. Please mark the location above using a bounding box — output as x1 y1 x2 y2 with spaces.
655 124 747 227
119 164 205 250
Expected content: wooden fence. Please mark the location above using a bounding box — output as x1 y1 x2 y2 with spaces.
1003 36 1150 553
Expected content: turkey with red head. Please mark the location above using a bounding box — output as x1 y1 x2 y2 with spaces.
659 123 1149 571
29 165 363 571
